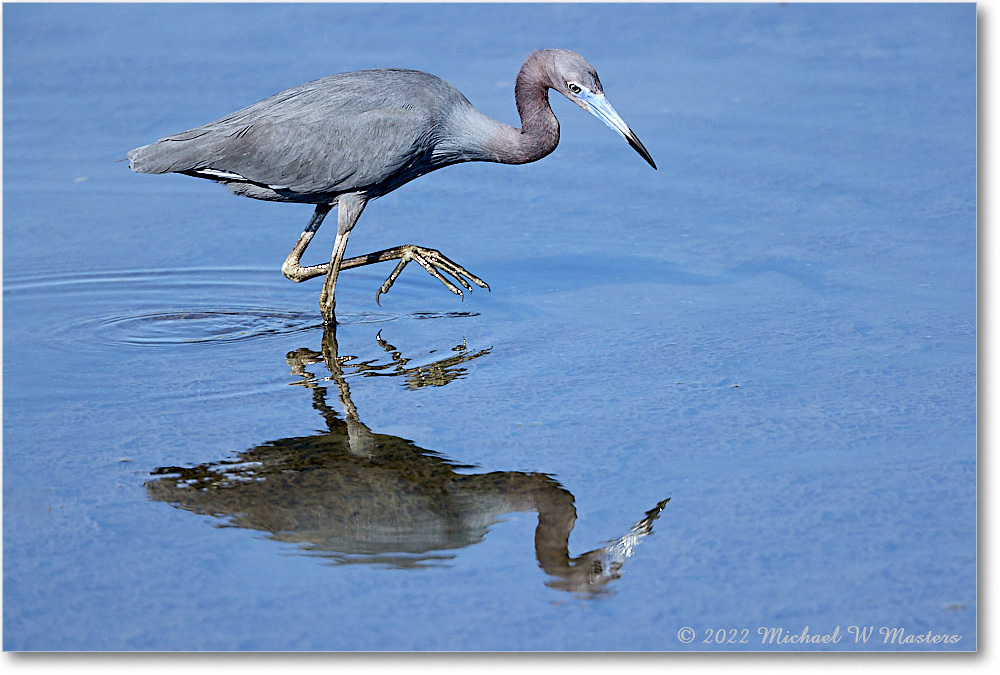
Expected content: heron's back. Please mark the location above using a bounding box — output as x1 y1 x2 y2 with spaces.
128 69 496 201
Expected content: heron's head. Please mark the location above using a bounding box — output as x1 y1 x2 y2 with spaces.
539 49 657 170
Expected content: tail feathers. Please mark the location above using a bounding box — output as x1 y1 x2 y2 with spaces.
127 128 216 174
127 141 193 175
126 144 160 173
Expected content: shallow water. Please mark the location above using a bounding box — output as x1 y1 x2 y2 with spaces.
3 3 976 650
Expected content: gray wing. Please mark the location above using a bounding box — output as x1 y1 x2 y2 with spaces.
128 70 462 196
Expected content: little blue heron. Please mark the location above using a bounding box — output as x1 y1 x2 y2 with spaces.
128 49 656 324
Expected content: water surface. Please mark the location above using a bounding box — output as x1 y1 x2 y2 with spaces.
3 3 976 650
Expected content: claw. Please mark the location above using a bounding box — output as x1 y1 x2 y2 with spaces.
409 250 465 297
376 257 411 305
368 244 489 303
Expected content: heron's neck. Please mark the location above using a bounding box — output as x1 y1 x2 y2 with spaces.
490 55 560 165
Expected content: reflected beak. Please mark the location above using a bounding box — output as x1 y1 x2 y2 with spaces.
578 90 657 170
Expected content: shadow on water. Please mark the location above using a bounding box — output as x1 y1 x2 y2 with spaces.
146 326 669 595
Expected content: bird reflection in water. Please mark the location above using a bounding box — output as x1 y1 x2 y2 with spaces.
146 327 668 594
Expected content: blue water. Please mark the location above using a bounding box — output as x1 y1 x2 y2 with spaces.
3 3 976 651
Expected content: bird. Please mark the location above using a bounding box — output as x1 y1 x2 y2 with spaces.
128 49 656 325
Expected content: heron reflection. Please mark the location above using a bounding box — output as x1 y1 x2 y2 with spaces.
146 327 668 594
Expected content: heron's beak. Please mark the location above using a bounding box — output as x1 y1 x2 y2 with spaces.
578 90 657 170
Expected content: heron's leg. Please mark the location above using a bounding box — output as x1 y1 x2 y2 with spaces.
339 245 490 305
281 202 488 306
318 193 367 324
282 204 333 283
319 230 351 323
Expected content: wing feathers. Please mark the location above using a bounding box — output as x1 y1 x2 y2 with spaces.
128 69 463 197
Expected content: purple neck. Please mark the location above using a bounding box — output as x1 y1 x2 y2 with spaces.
490 52 560 165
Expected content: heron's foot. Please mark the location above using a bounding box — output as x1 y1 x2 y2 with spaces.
375 245 490 305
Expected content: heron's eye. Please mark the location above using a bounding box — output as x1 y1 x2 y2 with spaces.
567 82 582 95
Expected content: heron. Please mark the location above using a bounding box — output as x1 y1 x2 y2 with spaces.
128 49 656 324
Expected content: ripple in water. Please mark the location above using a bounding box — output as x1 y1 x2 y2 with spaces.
5 268 479 349
86 307 321 347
